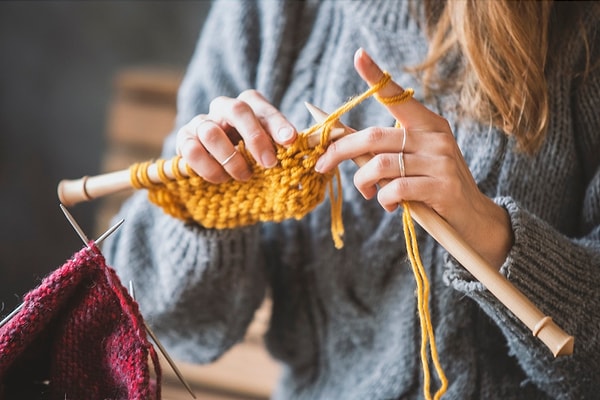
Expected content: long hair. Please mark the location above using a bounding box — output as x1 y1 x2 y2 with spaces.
415 0 598 154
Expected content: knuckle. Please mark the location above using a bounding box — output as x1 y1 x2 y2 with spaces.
372 154 392 173
238 89 263 102
228 98 252 115
393 177 410 195
364 127 386 145
209 96 229 111
176 126 191 143
196 124 221 146
435 132 457 155
179 140 203 161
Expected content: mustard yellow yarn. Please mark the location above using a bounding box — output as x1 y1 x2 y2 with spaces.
402 202 448 400
131 138 332 232
129 72 395 249
372 90 447 399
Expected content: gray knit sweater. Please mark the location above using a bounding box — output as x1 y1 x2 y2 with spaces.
104 1 600 399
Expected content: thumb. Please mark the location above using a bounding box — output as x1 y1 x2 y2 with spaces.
354 48 438 129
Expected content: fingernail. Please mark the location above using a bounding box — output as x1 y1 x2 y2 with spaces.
277 127 294 142
355 47 364 61
315 156 325 173
261 151 278 168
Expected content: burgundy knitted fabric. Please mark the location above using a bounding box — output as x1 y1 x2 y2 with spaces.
0 243 161 400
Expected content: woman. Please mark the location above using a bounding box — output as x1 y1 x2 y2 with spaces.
105 1 600 398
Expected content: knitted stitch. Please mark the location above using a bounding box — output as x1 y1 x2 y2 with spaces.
0 243 161 400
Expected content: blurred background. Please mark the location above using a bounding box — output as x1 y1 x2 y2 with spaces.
0 0 209 313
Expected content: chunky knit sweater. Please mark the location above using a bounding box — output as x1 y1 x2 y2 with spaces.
104 1 600 399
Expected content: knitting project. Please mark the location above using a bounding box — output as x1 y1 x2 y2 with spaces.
0 243 161 400
129 72 399 249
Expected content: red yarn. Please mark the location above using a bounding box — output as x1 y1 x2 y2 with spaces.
0 243 161 399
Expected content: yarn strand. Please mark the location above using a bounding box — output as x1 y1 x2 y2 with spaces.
403 203 448 399
376 84 448 399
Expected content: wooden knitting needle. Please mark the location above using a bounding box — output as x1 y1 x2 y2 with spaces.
305 102 574 357
57 126 347 208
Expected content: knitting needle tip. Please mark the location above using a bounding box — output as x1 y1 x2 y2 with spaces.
128 281 197 399
304 102 329 122
60 203 90 246
0 302 24 329
94 218 124 245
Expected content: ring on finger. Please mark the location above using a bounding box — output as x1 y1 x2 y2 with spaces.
399 151 406 178
220 149 238 166
399 125 407 177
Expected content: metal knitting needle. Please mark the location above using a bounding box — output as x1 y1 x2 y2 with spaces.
0 302 24 329
60 203 90 246
128 281 197 399
1 208 125 330
95 218 124 245
2 207 126 331
60 203 124 247
60 206 195 395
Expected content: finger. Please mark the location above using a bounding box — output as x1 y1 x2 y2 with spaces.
353 151 448 198
376 176 440 212
315 126 403 173
237 90 297 146
176 122 230 184
315 125 448 174
175 114 208 157
354 48 448 131
193 117 252 181
352 153 401 199
209 95 278 168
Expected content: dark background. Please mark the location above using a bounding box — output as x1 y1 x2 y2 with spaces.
0 1 210 316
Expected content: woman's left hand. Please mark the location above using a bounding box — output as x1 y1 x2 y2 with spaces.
314 48 513 269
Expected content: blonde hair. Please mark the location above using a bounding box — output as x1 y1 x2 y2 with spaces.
415 1 597 154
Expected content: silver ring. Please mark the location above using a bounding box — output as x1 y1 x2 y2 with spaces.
399 152 405 178
400 125 407 153
399 126 407 177
220 149 238 166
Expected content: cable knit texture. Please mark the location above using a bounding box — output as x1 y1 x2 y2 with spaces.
104 1 600 399
0 244 160 400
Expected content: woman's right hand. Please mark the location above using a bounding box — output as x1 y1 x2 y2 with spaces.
175 90 297 183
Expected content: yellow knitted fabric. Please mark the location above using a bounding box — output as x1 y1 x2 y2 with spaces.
129 72 395 248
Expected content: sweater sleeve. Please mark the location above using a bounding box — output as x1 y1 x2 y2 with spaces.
444 36 600 398
102 0 300 364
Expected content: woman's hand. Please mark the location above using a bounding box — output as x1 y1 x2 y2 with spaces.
315 48 513 269
175 90 297 183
